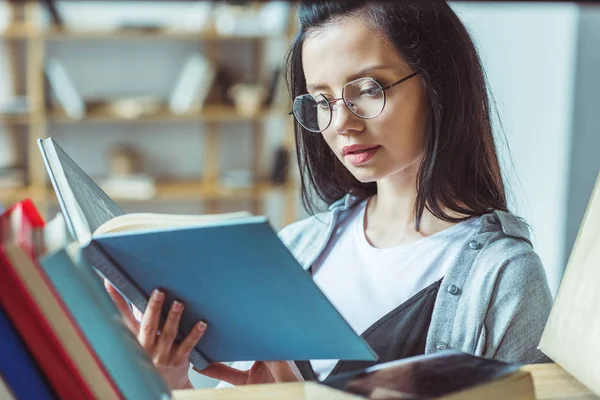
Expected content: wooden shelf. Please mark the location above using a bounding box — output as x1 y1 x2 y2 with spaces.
43 27 279 41
0 186 48 205
2 24 287 42
149 180 294 202
1 181 296 205
47 104 289 124
0 114 30 125
0 24 33 39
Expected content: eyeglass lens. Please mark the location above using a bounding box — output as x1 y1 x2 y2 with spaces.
292 78 385 133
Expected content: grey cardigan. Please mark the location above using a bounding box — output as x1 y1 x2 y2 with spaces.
278 194 553 364
221 195 553 386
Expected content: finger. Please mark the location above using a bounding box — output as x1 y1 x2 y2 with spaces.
104 280 139 333
264 361 304 382
132 306 143 322
154 300 184 364
173 321 207 364
139 289 165 350
194 362 248 386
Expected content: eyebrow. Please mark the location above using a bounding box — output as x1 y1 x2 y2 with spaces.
306 65 393 92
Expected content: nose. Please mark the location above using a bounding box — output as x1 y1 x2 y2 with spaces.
330 100 364 135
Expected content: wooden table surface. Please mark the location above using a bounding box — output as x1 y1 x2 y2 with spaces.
173 363 598 400
522 363 598 400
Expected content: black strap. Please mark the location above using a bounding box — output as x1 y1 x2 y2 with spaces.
294 360 319 381
293 278 442 381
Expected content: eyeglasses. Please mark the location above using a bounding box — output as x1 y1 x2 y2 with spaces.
290 72 418 133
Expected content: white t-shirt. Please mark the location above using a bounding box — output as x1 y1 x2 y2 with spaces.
309 199 482 380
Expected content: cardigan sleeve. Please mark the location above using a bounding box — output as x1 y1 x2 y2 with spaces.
482 249 554 363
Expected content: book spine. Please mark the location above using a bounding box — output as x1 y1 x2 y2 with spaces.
84 240 210 371
0 308 56 400
0 249 95 400
83 240 149 310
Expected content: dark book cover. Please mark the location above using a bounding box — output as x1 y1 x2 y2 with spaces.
322 350 523 399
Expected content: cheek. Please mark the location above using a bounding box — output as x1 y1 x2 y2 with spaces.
377 97 427 151
320 131 341 158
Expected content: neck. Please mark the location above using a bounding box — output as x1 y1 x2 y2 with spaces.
370 176 419 230
369 153 423 230
363 153 459 248
364 171 429 248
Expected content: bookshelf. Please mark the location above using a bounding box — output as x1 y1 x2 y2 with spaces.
47 104 289 124
0 1 299 225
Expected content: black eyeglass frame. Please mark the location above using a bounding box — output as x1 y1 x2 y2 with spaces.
289 71 419 133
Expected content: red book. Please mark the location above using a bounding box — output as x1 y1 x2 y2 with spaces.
0 200 122 400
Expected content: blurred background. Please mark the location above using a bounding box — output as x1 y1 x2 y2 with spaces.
0 0 598 387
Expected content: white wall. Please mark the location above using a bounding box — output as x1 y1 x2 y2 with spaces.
452 2 579 295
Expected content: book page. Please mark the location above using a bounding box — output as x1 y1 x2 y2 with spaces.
39 138 125 244
539 173 600 396
94 211 253 236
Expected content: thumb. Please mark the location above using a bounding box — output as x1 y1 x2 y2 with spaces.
193 363 249 386
264 361 304 382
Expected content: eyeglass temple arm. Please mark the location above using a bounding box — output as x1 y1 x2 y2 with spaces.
382 72 419 91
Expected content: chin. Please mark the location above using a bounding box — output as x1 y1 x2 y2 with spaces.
348 162 417 184
347 168 384 184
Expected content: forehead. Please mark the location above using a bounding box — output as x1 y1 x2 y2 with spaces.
302 16 407 88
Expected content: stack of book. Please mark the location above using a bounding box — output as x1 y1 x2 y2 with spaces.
0 199 172 399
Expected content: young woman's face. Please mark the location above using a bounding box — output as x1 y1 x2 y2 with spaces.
302 16 428 183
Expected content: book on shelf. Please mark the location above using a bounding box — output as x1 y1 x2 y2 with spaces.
38 137 378 371
0 168 26 189
45 59 86 120
0 199 172 400
538 172 600 396
169 54 217 115
0 95 29 116
99 174 157 200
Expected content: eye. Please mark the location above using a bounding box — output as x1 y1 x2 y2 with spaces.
359 84 382 97
315 96 331 110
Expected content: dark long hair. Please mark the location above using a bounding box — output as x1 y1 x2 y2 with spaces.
285 0 508 230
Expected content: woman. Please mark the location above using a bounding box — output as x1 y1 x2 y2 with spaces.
107 0 553 389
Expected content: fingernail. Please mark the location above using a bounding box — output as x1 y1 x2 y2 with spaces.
196 321 207 332
172 301 183 312
152 290 165 301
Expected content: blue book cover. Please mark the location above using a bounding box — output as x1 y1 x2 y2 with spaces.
40 247 171 400
39 137 377 371
0 308 56 400
91 218 377 365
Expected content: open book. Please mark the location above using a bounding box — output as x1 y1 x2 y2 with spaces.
538 172 600 396
38 138 377 371
322 350 534 400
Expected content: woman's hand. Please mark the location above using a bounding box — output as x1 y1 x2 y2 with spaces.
104 281 206 390
194 360 304 386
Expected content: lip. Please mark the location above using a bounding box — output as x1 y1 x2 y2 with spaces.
341 144 379 155
342 145 380 165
